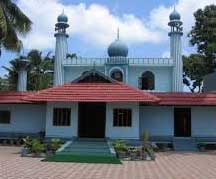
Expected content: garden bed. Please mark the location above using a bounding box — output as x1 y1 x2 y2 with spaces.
21 137 63 158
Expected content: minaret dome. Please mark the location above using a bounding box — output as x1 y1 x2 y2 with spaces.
169 7 181 21
57 11 68 23
108 29 128 58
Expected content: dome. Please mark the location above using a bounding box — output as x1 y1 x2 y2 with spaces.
108 39 128 57
57 12 68 22
169 9 181 20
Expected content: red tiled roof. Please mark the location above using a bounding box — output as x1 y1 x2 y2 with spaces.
2 89 216 106
0 91 33 104
153 92 216 106
24 82 159 103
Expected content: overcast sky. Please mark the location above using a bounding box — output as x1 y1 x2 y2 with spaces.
0 0 215 76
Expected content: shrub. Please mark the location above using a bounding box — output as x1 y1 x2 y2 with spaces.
112 140 128 152
50 138 63 152
31 139 45 154
22 136 33 149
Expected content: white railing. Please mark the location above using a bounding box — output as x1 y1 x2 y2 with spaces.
63 57 173 66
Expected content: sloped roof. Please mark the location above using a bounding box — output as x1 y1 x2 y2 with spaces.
24 82 159 103
153 92 216 106
0 91 33 104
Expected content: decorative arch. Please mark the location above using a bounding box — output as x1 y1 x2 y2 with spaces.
139 71 155 90
109 67 124 82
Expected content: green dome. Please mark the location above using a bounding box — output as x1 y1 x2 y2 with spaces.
57 13 68 22
169 9 181 20
108 39 128 57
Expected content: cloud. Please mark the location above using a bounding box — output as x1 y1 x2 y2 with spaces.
17 0 164 50
149 0 215 39
17 0 215 52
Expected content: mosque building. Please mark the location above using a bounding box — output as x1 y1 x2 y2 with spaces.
1 9 216 150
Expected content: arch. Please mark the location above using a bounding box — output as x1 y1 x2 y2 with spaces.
109 67 124 82
139 71 155 90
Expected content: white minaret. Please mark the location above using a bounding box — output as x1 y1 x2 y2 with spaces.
54 11 69 86
168 8 183 92
17 56 29 92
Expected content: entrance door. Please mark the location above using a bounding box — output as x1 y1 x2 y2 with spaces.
78 102 106 138
174 108 191 137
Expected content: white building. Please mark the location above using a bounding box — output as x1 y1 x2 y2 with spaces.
1 9 216 149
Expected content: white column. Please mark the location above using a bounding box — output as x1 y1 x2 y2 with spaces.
170 32 183 92
54 33 68 86
17 69 27 92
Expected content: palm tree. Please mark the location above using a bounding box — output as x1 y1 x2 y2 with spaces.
3 50 54 91
0 0 32 56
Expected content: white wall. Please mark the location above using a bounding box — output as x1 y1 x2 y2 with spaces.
106 102 140 139
192 107 216 137
128 66 172 92
140 106 173 136
45 102 78 138
0 104 46 134
64 66 105 82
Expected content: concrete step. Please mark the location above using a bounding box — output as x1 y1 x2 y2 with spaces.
173 138 197 151
58 140 112 156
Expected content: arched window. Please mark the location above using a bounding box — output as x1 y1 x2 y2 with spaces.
111 70 123 82
139 71 155 90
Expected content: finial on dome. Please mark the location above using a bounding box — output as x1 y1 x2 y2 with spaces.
169 6 181 21
117 28 120 40
57 10 68 23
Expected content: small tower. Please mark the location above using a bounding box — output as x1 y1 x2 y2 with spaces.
54 11 69 86
168 7 183 92
17 56 29 92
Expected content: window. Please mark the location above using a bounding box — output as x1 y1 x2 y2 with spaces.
111 70 123 82
53 108 71 126
113 109 132 127
0 111 11 124
139 71 155 90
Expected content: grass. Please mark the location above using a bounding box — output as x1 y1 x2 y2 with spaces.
44 154 122 164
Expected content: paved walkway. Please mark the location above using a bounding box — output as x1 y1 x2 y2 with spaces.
1 146 216 179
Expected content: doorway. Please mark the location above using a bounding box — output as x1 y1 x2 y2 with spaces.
174 108 191 137
78 102 106 138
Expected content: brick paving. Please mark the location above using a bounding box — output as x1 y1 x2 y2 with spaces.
0 146 216 179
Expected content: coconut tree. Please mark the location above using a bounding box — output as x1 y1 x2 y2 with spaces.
3 50 54 91
0 0 32 56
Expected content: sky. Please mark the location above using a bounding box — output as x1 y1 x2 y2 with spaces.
0 0 215 77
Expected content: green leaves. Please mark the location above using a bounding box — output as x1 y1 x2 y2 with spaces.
185 5 216 92
2 49 54 91
183 54 215 92
0 0 32 54
189 5 216 60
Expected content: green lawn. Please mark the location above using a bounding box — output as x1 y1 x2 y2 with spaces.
44 154 122 164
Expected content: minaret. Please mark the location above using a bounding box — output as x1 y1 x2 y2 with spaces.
168 7 183 92
54 11 69 86
17 56 29 92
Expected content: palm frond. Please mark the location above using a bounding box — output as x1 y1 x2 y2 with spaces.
0 4 7 40
3 0 32 34
2 16 22 51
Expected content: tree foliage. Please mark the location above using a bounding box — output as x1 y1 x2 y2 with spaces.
183 54 214 92
0 0 32 55
183 5 216 92
189 5 216 61
3 50 54 91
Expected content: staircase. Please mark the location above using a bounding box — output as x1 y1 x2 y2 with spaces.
57 139 114 156
173 138 197 151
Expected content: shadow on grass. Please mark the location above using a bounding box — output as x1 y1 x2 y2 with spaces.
42 154 122 164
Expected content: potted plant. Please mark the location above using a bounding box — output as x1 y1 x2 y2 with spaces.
141 130 149 160
113 140 128 159
31 139 45 157
129 147 139 160
49 138 63 153
21 136 32 157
